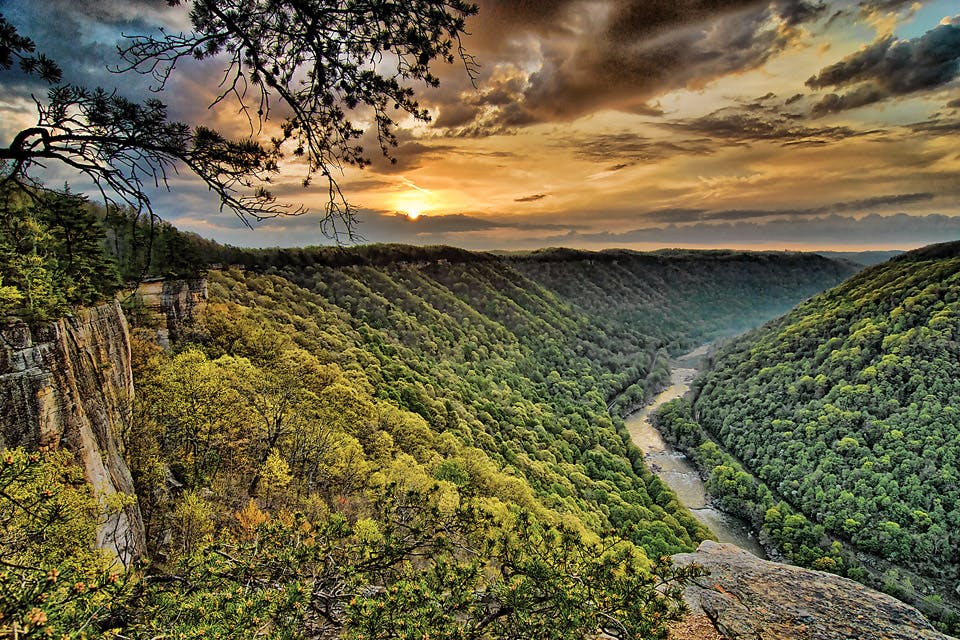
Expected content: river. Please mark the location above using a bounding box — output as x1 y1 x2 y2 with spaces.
624 345 766 558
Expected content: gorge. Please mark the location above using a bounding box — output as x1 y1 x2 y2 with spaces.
625 346 766 559
3 234 957 638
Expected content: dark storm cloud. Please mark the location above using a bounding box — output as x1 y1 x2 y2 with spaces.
435 0 831 133
520 4 788 123
2 0 176 90
558 102 886 162
642 208 711 223
818 1 929 33
807 21 960 115
0 1 231 140
857 0 923 16
831 193 938 210
711 193 936 220
171 207 587 247
358 212 586 237
382 213 501 233
362 134 458 174
777 0 828 25
560 133 714 163
356 127 521 175
909 117 960 135
434 71 539 137
642 193 936 224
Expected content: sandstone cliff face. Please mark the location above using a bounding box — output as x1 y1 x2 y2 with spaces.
673 541 950 639
134 278 207 348
0 302 146 565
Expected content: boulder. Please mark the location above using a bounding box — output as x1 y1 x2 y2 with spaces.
673 541 950 639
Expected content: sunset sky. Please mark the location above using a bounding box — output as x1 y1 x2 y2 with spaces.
2 0 959 251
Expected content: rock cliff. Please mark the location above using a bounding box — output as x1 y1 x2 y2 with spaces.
0 302 146 565
134 278 207 348
673 540 950 639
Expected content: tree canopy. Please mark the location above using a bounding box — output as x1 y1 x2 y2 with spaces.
687 243 960 631
0 0 478 233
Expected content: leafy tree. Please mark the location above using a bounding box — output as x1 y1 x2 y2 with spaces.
0 185 119 318
134 483 701 640
0 447 133 638
0 0 478 231
35 187 121 302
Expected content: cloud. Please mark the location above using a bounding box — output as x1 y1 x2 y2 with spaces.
642 192 936 224
2 1 180 91
830 192 937 209
361 132 459 174
807 21 960 114
429 0 829 134
571 213 960 247
379 213 502 233
560 132 714 163
778 0 829 25
857 0 923 19
909 116 960 135
515 194 549 202
332 211 589 244
521 5 788 122
713 193 936 220
642 208 712 223
669 106 880 145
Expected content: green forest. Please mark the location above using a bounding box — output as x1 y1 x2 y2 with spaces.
682 242 960 629
0 190 857 638
2 0 957 635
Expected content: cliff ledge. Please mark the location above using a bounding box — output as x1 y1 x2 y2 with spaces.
673 540 950 639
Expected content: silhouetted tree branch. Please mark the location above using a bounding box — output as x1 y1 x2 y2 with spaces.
0 1 478 236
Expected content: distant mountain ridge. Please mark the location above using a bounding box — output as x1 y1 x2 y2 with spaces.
815 249 904 266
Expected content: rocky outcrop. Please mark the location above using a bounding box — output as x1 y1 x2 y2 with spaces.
673 541 950 639
0 302 145 565
133 278 207 348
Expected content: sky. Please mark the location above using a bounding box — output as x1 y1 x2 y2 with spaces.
1 0 959 251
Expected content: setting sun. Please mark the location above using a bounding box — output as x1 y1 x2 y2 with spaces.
393 187 435 221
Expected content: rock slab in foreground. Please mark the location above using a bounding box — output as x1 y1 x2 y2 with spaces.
673 540 950 640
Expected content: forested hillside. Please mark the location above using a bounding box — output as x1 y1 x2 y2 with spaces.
1 193 858 637
510 248 851 355
221 244 853 416
689 241 960 629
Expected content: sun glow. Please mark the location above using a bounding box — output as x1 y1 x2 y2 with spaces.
393 188 435 220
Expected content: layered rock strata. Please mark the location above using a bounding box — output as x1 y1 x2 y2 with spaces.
0 302 145 564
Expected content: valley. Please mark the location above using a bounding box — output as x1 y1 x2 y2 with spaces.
2 191 958 637
624 345 766 559
657 242 960 632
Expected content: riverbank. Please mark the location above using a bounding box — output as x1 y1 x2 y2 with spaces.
624 345 766 558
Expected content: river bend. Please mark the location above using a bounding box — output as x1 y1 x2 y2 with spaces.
624 345 766 558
